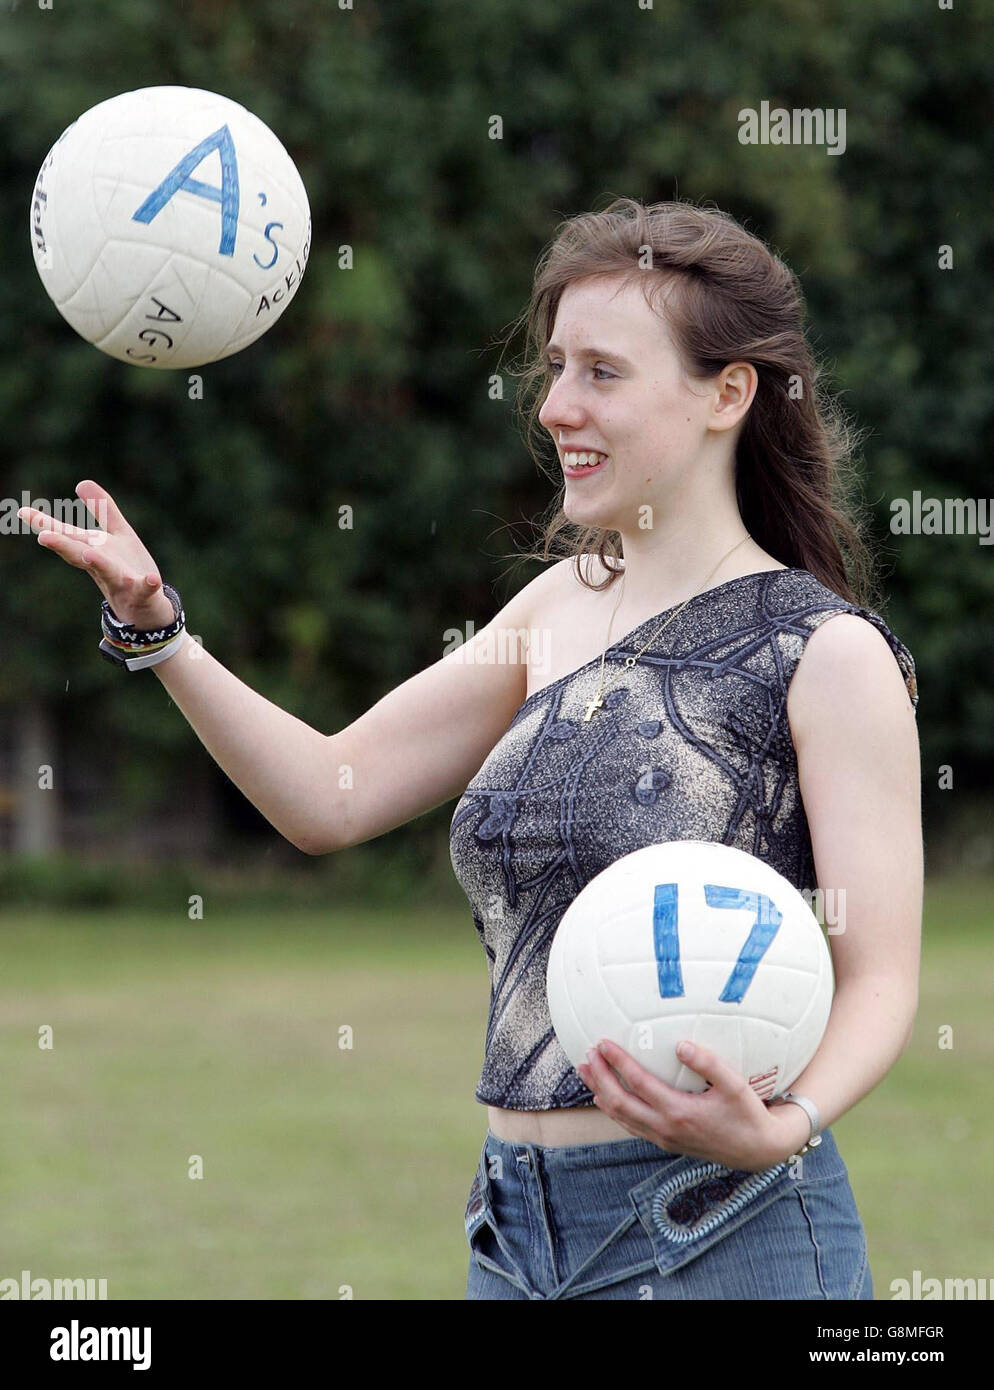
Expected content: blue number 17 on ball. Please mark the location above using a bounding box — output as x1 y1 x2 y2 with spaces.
652 883 782 1004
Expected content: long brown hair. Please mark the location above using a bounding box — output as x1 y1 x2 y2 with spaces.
499 197 878 607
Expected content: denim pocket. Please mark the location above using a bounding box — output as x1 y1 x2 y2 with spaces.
628 1127 849 1279
464 1159 489 1242
628 1154 792 1276
463 1151 534 1295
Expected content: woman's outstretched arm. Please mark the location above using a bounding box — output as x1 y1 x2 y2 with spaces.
19 479 550 856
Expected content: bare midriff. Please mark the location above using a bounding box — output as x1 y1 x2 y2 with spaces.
486 1103 634 1146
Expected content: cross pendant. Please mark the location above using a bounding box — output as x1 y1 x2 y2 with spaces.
582 695 603 722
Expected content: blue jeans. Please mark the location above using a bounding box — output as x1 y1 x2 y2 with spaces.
464 1127 873 1300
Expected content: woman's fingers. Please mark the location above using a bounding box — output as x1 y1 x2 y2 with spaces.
18 505 106 546
36 525 104 570
21 485 163 619
75 479 133 537
18 483 133 542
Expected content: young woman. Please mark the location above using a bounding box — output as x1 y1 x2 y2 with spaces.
19 198 922 1301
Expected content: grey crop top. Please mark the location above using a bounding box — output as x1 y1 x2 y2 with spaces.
448 566 919 1112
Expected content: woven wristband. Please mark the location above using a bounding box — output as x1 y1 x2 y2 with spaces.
98 583 188 672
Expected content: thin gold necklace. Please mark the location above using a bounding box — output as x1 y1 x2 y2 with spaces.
581 534 752 722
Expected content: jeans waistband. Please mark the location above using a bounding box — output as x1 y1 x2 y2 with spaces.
484 1127 685 1172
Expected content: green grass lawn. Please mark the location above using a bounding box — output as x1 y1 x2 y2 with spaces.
0 875 990 1300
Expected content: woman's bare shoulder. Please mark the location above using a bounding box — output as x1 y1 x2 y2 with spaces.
517 552 620 598
787 612 918 743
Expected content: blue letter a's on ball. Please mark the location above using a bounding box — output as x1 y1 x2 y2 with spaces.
132 125 240 256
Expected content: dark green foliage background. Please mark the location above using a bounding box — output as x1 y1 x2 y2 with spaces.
1 0 990 867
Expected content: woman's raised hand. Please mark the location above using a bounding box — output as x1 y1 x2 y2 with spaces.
18 479 176 631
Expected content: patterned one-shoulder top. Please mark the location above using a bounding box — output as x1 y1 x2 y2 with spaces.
448 566 919 1112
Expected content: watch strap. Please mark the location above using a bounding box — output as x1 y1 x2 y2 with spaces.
777 1091 822 1142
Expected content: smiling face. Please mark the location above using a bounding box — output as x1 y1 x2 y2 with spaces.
538 273 747 534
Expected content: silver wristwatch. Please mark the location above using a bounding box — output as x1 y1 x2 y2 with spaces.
769 1091 823 1160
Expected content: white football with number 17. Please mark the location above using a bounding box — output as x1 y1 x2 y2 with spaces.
546 840 834 1098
